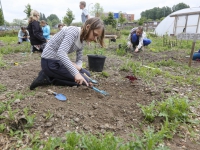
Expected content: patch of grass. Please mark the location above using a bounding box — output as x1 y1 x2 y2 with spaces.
116 48 126 56
0 54 6 68
44 110 54 120
138 100 156 122
0 83 6 93
154 59 178 67
101 71 110 78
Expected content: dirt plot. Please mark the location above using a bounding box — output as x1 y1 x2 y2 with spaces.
0 50 200 149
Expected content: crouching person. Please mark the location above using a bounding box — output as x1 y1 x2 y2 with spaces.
27 10 47 52
127 26 151 53
30 17 105 90
18 27 30 44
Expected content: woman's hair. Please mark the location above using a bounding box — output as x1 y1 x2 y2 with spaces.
80 17 105 47
40 20 46 24
137 26 144 32
21 26 26 30
58 23 63 28
80 1 86 7
28 10 40 23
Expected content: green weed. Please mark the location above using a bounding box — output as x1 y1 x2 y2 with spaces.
101 71 110 78
0 83 6 93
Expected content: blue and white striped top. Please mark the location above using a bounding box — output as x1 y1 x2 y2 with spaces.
41 26 83 76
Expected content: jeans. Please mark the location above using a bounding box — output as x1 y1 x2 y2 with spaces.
131 33 151 47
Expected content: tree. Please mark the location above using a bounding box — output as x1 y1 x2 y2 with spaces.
0 9 4 26
24 4 32 18
47 14 59 22
103 12 117 28
118 13 126 25
63 8 75 26
172 3 190 12
138 17 147 26
12 19 27 26
90 3 104 17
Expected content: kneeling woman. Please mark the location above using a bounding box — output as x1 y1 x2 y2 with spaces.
127 26 151 53
30 17 105 90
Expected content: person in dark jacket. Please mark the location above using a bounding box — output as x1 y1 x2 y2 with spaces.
27 10 46 52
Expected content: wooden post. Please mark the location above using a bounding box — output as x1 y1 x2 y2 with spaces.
196 14 200 33
188 41 196 67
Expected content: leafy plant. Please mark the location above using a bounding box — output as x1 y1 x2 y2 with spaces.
138 100 157 122
0 83 6 93
101 71 109 78
44 110 54 120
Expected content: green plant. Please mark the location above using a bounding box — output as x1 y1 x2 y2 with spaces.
44 110 54 120
157 97 191 122
0 123 6 132
116 48 126 56
23 107 36 128
0 83 6 93
101 71 109 78
138 101 156 122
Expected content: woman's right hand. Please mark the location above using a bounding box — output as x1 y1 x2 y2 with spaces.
75 73 88 86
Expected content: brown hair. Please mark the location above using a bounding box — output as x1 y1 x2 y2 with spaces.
40 20 46 24
28 10 40 23
80 1 86 7
80 17 105 47
58 23 63 28
137 26 144 32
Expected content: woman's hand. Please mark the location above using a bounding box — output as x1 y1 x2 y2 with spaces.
72 62 81 71
75 73 88 86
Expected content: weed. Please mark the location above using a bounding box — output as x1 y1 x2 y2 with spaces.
138 101 156 122
0 123 6 132
116 48 126 56
101 71 110 78
23 107 36 128
44 110 54 120
0 83 6 93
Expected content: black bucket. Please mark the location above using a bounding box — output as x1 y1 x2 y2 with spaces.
87 55 106 72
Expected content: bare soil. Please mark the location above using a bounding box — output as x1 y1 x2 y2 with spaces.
0 48 200 149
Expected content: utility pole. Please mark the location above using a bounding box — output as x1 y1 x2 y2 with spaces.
0 0 6 29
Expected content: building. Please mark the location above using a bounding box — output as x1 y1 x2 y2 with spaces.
101 12 134 22
123 13 134 22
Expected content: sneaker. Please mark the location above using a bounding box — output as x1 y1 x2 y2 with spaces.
30 71 51 90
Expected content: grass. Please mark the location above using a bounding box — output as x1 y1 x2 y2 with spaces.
0 32 200 149
0 83 7 93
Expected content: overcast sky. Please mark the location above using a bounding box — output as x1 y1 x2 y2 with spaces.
1 0 199 23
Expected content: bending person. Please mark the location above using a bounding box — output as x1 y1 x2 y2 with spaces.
27 10 47 52
127 26 151 53
30 17 105 90
18 27 30 44
41 20 50 40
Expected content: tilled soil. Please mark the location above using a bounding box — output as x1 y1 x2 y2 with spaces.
0 49 200 149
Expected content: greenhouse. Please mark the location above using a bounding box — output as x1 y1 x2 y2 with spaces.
155 7 200 36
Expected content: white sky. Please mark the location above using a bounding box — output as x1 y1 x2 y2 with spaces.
1 0 200 23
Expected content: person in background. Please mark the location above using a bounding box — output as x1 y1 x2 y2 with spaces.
41 20 50 40
18 27 30 44
27 10 46 52
79 1 89 24
30 17 105 90
127 26 151 53
58 23 64 30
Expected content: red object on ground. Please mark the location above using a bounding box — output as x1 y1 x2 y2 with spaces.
125 75 137 82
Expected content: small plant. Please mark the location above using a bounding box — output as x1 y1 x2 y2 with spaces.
101 71 109 78
44 110 54 120
23 107 36 128
0 83 6 93
138 100 156 122
94 48 105 55
0 123 6 132
116 48 126 56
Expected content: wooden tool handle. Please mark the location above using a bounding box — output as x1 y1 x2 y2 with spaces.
84 73 91 80
47 89 55 95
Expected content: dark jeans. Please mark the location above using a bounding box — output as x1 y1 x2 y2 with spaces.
41 58 90 84
131 33 151 48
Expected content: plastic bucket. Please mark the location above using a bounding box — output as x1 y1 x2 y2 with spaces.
87 55 106 72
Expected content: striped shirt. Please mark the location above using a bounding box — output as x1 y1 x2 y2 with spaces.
41 26 83 76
